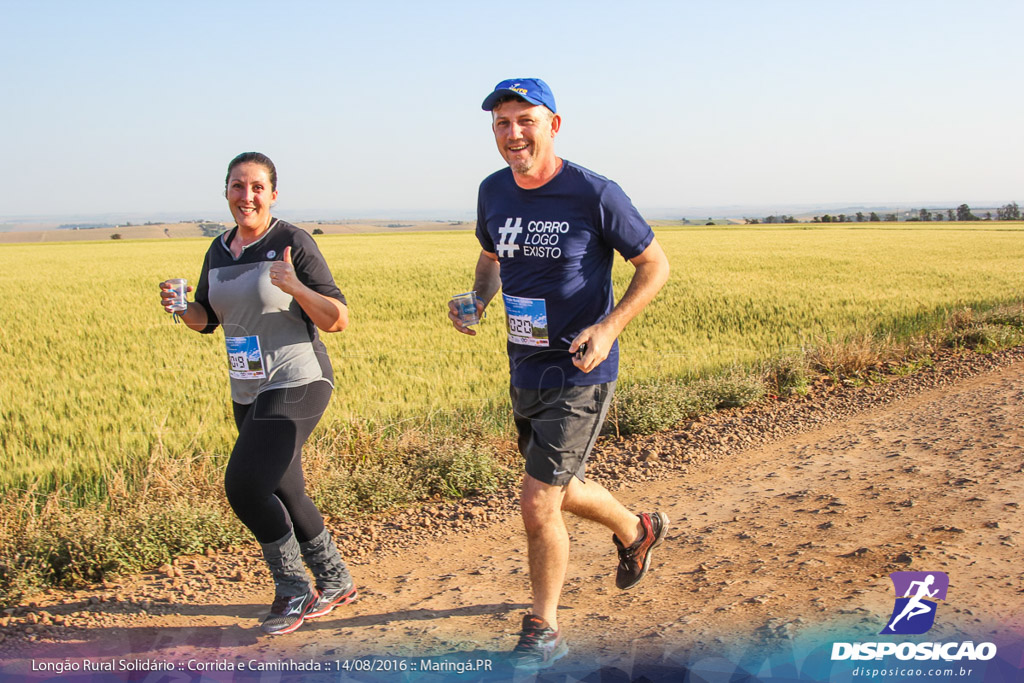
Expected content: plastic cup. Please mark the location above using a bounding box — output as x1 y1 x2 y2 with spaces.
451 291 480 326
167 278 188 312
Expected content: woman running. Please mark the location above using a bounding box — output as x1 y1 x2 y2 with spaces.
159 152 355 634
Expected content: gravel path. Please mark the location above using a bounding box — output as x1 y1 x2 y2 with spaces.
2 347 1022 681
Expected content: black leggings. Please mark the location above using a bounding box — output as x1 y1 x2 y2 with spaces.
225 381 332 544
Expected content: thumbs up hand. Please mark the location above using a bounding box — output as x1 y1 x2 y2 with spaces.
269 245 300 294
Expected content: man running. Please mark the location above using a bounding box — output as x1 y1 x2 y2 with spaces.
449 78 671 670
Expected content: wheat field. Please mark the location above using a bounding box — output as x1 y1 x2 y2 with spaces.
2 224 1021 495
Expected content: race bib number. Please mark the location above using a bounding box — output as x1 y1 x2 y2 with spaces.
502 294 550 347
225 336 266 379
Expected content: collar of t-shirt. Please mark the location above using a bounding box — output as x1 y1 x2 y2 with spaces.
222 218 279 259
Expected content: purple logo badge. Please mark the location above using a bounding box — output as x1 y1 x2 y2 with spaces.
880 571 949 635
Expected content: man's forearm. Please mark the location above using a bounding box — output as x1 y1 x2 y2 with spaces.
473 251 502 307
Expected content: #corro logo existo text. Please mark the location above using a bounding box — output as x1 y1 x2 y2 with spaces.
496 217 570 259
831 571 997 663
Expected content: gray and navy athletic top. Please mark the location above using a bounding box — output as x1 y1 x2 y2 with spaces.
194 218 345 405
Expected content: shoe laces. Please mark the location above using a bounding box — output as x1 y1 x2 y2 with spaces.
270 592 311 614
515 622 552 651
619 517 653 564
617 532 644 566
269 595 293 613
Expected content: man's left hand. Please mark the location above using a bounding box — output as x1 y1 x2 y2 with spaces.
569 322 617 373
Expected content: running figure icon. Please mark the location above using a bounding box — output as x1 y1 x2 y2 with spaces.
887 574 938 630
881 571 949 635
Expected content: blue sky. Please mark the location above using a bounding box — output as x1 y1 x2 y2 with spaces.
2 0 1021 220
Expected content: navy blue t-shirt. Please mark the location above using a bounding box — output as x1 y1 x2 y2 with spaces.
476 160 654 389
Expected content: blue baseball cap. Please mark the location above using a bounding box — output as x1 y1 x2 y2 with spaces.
481 78 557 113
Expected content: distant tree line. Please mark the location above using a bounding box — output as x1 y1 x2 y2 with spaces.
744 202 1020 224
904 203 1021 222
744 215 800 224
59 223 114 230
745 213 882 224
997 202 1021 220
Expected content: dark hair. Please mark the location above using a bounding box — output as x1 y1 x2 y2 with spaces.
225 152 277 192
492 94 529 108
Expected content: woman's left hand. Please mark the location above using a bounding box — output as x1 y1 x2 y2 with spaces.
269 246 302 295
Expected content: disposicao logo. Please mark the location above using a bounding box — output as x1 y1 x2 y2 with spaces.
830 571 998 663
881 571 948 635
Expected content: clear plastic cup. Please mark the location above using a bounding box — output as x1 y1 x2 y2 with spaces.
451 291 480 326
167 278 188 313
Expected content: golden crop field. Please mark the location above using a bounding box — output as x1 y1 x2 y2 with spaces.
2 224 1022 495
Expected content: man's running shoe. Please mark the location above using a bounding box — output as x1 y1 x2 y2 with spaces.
259 590 316 635
305 583 358 619
510 614 568 670
613 511 669 590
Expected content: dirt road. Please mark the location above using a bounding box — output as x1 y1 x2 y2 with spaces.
2 349 1023 681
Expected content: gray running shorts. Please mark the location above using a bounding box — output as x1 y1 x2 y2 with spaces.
509 381 616 486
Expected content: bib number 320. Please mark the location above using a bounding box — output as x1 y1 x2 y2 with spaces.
502 294 549 347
